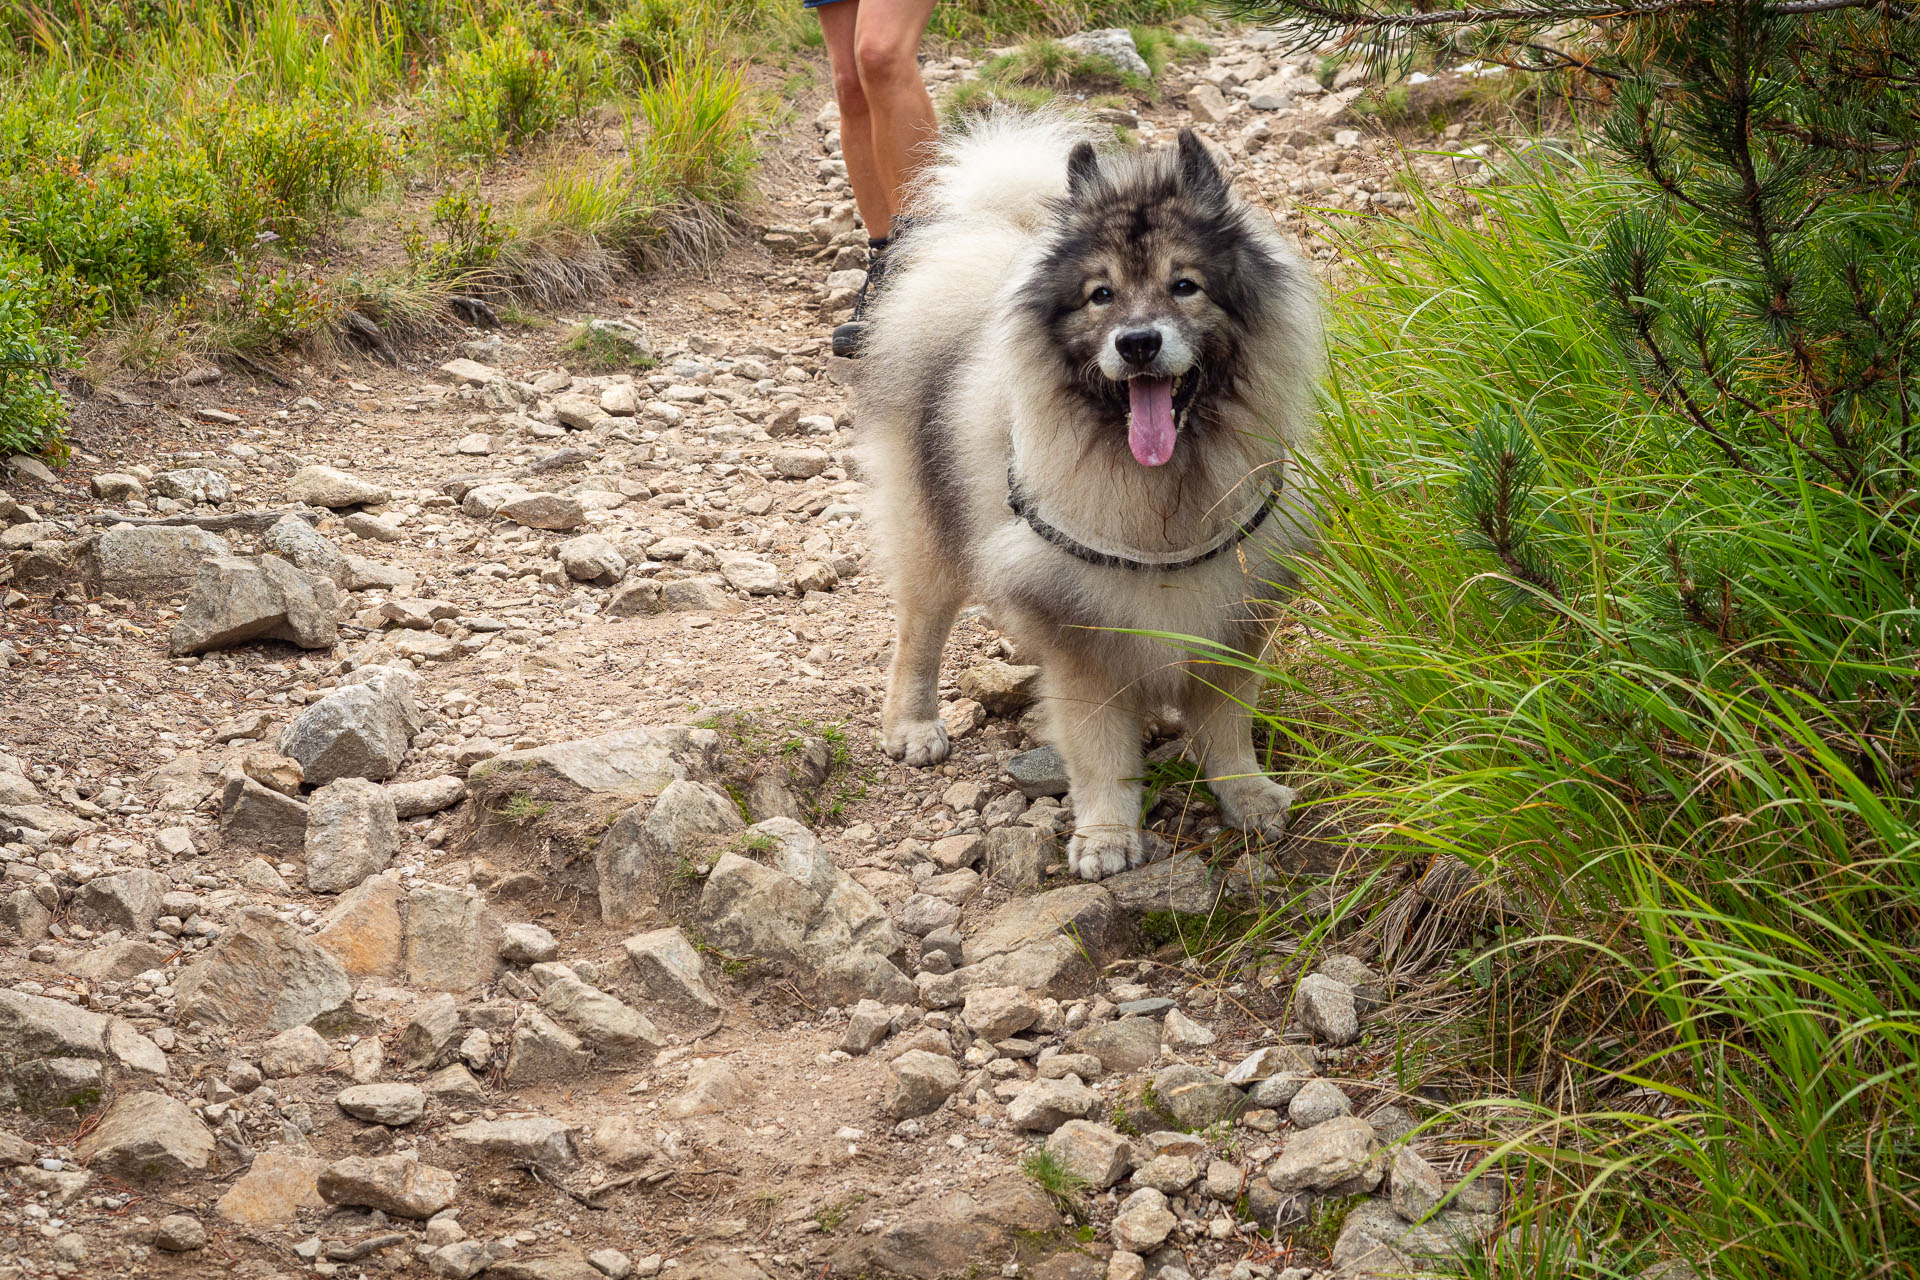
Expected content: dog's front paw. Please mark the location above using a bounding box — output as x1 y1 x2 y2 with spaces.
882 719 950 767
1215 777 1299 842
1067 826 1151 881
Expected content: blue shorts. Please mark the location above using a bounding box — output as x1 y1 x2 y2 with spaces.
802 0 848 8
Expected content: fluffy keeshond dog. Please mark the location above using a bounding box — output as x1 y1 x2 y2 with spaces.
855 111 1324 881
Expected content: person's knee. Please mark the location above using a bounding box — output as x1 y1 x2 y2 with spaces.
831 61 870 118
853 28 919 92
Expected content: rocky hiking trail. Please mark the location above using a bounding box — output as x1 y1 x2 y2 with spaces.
0 24 1519 1280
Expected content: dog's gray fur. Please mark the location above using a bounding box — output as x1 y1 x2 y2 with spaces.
855 111 1325 880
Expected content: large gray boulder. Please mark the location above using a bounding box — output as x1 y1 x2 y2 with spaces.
697 832 909 1004
279 667 419 786
596 780 742 924
304 778 399 893
79 526 231 598
263 515 350 587
168 556 341 655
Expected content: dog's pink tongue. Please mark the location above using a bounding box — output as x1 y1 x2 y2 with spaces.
1127 377 1177 467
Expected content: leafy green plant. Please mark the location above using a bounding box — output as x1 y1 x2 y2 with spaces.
213 263 341 352
431 18 578 156
1195 144 1920 1279
606 0 693 85
0 252 75 457
405 189 516 284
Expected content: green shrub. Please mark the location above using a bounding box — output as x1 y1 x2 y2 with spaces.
606 0 692 85
208 262 342 352
431 19 578 156
1218 157 1920 1279
404 189 516 283
612 46 756 263
0 251 74 456
188 96 397 247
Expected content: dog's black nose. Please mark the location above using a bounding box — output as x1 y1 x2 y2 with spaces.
1115 328 1162 368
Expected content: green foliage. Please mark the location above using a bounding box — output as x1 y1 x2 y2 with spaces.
1214 7 1920 1266
430 18 580 156
605 0 693 86
188 96 396 246
1127 25 1208 78
982 38 1145 93
0 251 74 457
492 791 550 824
213 262 341 351
923 0 1203 44
1208 149 1920 1275
405 189 515 283
623 45 756 216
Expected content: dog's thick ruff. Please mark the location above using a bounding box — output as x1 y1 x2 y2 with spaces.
855 110 1325 881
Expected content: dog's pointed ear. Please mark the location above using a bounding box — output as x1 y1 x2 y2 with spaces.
1176 128 1229 201
1065 141 1100 200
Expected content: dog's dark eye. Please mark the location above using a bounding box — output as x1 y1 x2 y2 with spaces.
1088 286 1113 306
1171 278 1200 297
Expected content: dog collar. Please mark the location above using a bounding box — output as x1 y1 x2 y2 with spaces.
1006 461 1282 572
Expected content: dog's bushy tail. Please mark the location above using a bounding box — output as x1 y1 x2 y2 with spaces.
907 107 1100 233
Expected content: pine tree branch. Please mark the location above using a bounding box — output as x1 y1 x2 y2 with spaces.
1477 448 1566 602
1684 323 1857 483
1630 317 1765 475
1758 120 1920 155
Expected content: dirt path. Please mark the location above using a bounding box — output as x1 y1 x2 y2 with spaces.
0 28 1510 1280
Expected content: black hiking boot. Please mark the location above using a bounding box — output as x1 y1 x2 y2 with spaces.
830 227 902 358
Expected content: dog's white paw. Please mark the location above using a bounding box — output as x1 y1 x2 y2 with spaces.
882 719 950 767
1216 778 1298 842
1068 827 1151 881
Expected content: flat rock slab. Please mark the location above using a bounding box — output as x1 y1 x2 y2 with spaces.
962 884 1124 967
1332 1199 1489 1276
80 526 230 599
1102 851 1240 916
317 1154 458 1218
478 727 721 799
216 1147 327 1225
832 1175 1063 1279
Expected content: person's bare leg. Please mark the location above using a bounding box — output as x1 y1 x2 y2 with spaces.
814 0 893 233
852 0 938 227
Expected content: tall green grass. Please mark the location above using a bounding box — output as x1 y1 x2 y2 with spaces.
0 0 781 426
1230 155 1920 1274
